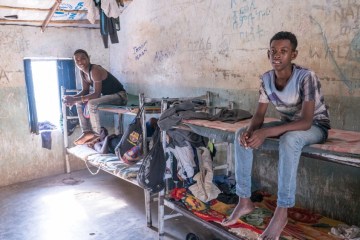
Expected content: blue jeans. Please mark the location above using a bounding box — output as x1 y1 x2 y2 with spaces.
234 121 327 208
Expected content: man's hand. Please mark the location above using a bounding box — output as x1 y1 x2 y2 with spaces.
62 95 76 107
239 130 251 148
245 128 268 149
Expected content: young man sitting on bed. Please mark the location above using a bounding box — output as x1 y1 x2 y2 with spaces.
222 31 330 239
62 49 127 145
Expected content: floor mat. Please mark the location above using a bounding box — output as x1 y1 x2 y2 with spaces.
171 188 347 240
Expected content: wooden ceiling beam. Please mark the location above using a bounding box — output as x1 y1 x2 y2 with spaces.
0 19 98 24
0 5 87 14
41 0 62 32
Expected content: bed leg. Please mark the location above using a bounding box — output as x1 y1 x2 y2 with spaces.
144 189 152 228
158 189 165 239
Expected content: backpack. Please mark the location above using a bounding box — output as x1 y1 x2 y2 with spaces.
115 108 143 165
137 126 166 193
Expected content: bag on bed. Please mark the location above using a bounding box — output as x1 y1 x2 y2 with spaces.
137 126 166 193
115 108 143 165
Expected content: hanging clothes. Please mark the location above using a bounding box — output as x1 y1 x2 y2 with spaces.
167 142 196 180
38 121 57 150
84 0 99 24
188 147 221 202
101 0 121 18
95 0 120 48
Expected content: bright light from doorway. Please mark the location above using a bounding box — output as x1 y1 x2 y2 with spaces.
31 60 61 128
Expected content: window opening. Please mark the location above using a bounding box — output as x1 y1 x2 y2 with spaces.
24 58 77 135
31 60 60 129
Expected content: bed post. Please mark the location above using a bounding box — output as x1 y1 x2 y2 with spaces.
61 86 71 174
158 98 169 239
139 93 153 228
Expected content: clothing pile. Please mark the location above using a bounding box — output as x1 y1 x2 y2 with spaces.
159 100 252 203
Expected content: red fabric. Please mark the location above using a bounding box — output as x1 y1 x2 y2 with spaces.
170 188 187 201
193 209 263 234
193 209 226 222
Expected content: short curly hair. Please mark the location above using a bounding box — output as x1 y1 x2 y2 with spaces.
270 31 298 50
73 49 89 58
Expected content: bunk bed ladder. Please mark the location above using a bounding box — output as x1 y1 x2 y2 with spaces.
61 86 79 173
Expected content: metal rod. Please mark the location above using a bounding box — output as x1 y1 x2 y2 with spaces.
61 86 71 173
144 190 152 227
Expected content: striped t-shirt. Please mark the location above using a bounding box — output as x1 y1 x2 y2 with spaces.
259 64 330 129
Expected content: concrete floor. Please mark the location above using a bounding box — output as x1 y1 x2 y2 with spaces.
0 169 224 240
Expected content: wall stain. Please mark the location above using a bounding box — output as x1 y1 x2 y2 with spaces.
215 68 243 79
310 15 360 92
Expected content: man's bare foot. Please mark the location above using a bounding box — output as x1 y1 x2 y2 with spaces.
258 207 288 240
222 198 255 226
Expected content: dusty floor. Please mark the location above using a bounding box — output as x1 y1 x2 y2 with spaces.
0 169 224 240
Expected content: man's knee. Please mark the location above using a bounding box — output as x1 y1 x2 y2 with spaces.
75 103 83 112
280 131 305 149
87 99 99 111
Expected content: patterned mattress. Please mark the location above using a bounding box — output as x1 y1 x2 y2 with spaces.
67 145 141 182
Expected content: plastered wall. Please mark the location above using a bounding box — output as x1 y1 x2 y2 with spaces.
110 0 360 131
0 0 359 225
108 0 360 225
0 25 107 187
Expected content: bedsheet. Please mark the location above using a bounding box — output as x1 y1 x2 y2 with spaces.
182 118 360 167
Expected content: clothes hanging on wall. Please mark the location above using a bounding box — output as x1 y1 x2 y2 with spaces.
95 0 120 48
38 121 57 150
167 142 196 180
84 0 99 24
101 0 121 18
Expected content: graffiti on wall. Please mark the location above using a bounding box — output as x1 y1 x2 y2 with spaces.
187 37 212 52
0 30 29 54
0 68 10 85
133 41 148 61
311 1 360 91
154 43 178 62
230 0 270 41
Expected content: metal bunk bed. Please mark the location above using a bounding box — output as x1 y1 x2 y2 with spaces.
156 95 242 240
61 87 162 228
61 88 218 234
157 103 360 239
